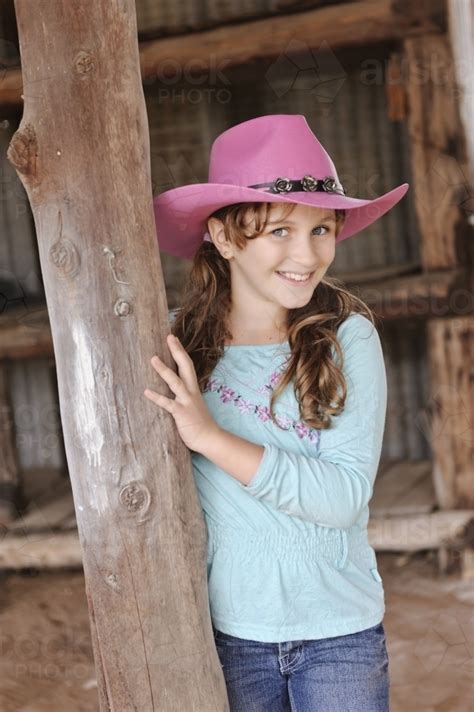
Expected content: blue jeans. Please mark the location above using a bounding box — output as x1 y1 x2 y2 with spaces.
213 621 390 711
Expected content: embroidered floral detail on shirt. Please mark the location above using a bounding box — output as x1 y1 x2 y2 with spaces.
204 376 321 449
256 368 284 395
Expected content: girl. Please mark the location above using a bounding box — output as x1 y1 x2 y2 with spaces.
145 114 409 711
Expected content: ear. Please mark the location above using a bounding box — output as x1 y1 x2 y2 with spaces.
207 217 233 259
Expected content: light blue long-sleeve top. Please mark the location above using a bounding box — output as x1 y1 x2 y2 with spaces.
169 309 387 643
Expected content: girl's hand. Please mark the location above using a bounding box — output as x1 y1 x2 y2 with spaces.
143 334 220 453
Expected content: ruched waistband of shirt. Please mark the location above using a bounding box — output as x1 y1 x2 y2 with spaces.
206 520 371 569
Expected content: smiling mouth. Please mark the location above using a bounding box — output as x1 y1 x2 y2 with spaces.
276 271 314 283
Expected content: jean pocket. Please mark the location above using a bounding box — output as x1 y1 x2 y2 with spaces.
357 622 389 667
361 621 387 642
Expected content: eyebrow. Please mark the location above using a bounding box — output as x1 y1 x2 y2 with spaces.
267 214 336 225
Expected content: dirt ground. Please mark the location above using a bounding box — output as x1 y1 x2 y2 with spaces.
0 551 472 712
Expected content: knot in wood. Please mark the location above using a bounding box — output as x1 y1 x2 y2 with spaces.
6 124 37 176
74 51 95 76
119 482 150 513
50 239 81 278
114 299 131 317
106 573 120 590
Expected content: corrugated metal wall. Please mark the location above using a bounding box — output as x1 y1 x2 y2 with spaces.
382 320 430 460
5 358 65 471
136 0 284 36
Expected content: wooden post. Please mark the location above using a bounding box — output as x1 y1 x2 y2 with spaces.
7 1 228 709
404 31 473 511
0 364 21 527
404 33 471 271
427 317 474 510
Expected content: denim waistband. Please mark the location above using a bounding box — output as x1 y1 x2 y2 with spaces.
206 520 371 571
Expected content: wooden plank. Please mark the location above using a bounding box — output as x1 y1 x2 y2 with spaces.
427 316 474 509
0 530 82 569
2 509 473 568
335 261 421 285
461 548 474 581
0 363 21 522
1 266 467 363
0 306 52 359
447 0 474 182
355 266 468 320
368 510 474 551
1 0 446 108
403 33 471 270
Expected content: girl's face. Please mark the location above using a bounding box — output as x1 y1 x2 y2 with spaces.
207 202 338 334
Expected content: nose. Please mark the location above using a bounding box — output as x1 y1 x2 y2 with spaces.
290 234 321 267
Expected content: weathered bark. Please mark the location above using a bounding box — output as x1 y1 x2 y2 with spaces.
8 1 228 709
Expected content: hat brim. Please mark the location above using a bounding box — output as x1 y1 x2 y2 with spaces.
153 182 410 260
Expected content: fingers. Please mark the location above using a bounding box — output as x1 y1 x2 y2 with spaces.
158 334 198 389
143 388 173 412
148 334 191 397
150 354 187 398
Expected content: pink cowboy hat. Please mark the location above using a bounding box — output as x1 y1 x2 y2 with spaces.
153 114 409 260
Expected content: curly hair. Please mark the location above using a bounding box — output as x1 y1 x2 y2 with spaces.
170 201 377 431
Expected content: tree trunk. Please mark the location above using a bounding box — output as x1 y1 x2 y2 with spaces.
8 1 228 709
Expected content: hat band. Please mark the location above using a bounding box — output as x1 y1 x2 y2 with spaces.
248 174 346 196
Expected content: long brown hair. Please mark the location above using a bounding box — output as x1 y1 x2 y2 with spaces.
170 201 377 430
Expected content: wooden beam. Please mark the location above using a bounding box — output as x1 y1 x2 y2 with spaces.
0 306 53 359
447 0 474 183
404 33 472 270
0 529 82 569
427 315 474 509
1 0 446 108
0 266 468 362
368 510 474 551
355 267 470 320
8 2 228 710
2 509 473 568
0 364 21 526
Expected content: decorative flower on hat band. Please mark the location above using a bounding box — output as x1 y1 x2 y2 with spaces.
248 174 346 196
202 174 346 242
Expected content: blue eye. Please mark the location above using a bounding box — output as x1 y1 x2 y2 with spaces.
271 226 329 237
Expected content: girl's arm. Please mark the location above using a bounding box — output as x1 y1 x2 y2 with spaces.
199 314 387 530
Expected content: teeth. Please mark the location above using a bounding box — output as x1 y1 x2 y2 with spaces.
278 271 311 282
